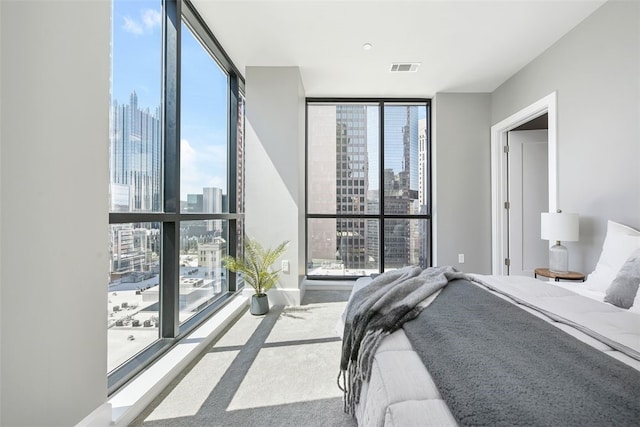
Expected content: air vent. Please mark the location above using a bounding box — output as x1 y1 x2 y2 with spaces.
390 62 421 72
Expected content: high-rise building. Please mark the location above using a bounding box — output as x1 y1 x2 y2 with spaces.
110 224 157 280
383 106 420 267
187 194 204 212
109 92 162 280
335 105 369 270
203 187 223 233
197 237 227 292
418 118 429 267
366 189 380 267
110 91 162 212
237 97 245 215
418 118 427 209
307 105 338 265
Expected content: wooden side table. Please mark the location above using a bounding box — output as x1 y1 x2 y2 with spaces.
534 268 585 282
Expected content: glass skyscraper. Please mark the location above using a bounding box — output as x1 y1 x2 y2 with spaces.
335 104 370 270
110 91 162 212
109 92 162 278
383 106 420 268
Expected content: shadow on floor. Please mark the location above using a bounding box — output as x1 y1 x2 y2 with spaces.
135 396 357 427
131 293 355 427
302 290 352 305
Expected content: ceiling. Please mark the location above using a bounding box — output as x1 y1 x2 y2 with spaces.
191 0 606 97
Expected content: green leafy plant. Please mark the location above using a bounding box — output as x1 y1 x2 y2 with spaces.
223 238 289 296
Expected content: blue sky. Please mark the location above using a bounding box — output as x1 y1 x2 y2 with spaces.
366 105 427 191
112 2 428 202
112 1 229 201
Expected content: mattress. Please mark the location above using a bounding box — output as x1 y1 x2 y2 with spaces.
338 273 640 426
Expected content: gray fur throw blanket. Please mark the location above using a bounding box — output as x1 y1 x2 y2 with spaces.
338 265 468 415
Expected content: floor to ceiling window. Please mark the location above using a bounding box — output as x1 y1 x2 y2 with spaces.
108 0 244 393
306 99 431 278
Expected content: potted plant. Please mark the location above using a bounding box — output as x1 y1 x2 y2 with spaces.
223 238 289 315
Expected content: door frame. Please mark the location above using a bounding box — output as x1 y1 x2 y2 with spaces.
490 92 558 275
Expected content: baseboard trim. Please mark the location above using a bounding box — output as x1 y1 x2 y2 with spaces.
303 279 355 291
242 287 302 306
75 402 112 427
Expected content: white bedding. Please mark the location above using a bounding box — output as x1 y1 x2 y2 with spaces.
339 274 640 427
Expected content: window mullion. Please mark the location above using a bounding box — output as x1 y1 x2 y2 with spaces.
227 76 239 292
160 0 181 338
426 104 433 266
378 102 385 274
160 222 180 338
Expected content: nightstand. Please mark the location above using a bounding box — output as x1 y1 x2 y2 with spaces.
534 268 585 282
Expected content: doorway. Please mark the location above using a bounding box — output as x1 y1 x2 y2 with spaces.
507 128 549 276
490 92 558 275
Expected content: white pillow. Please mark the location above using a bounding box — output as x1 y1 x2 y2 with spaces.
604 248 640 308
584 220 640 292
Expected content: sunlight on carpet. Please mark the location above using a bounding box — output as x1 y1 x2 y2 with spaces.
145 350 239 421
227 341 343 411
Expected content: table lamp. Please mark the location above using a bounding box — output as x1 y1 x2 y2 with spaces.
541 210 579 273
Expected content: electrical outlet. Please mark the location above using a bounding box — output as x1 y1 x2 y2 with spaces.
458 254 465 263
282 260 290 273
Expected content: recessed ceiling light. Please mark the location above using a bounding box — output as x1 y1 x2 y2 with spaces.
362 43 373 51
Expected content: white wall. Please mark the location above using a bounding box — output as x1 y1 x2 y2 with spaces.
434 93 492 273
0 1 110 425
245 67 306 305
0 1 3 422
491 0 640 273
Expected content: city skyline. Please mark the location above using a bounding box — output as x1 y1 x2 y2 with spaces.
108 2 235 371
111 0 230 203
307 103 429 275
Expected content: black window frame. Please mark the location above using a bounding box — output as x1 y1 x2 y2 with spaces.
107 0 245 394
305 98 432 279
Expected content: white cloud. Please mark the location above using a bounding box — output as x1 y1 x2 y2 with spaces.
203 144 227 163
122 9 161 36
123 16 143 35
180 139 228 201
142 9 161 30
180 138 197 184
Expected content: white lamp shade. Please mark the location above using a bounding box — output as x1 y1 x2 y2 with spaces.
541 212 579 242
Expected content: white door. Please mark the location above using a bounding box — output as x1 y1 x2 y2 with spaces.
508 130 549 276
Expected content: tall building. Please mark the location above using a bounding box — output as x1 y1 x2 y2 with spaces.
110 91 162 212
383 106 420 267
187 194 204 212
110 224 157 280
366 189 380 267
203 187 223 233
418 118 428 209
237 97 245 215
335 105 369 270
307 105 338 265
181 187 224 241
418 118 429 267
109 92 162 280
235 97 246 254
197 237 228 292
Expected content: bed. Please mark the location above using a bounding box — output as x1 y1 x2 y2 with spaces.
337 220 640 426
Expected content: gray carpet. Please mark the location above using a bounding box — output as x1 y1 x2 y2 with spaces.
130 290 357 427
